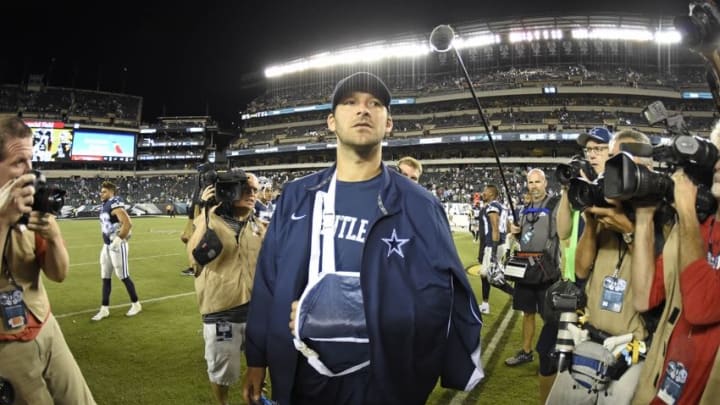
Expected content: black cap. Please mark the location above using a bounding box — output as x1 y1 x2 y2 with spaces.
331 72 391 111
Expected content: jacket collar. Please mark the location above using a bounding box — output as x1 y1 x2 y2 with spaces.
305 163 401 216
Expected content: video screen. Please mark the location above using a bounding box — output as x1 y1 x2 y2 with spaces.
25 121 74 162
71 130 136 163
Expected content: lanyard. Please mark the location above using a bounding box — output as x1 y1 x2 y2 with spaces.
611 234 629 279
308 171 338 286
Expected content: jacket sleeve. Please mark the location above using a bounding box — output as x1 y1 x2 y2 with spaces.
434 203 485 390
245 193 282 367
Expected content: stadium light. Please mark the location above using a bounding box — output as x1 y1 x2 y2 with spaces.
571 28 654 41
655 30 682 44
265 42 429 78
264 23 681 78
454 33 500 49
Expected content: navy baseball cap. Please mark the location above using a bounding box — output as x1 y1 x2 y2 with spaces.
331 72 391 111
577 127 611 146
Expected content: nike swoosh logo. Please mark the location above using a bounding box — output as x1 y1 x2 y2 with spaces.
291 213 306 220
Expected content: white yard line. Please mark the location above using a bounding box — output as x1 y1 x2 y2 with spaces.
66 238 182 249
55 291 195 319
70 253 182 267
447 306 516 405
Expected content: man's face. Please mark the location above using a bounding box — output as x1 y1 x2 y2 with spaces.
398 163 420 183
482 187 494 203
99 187 113 202
235 175 259 211
584 139 609 174
527 171 547 202
260 187 272 203
0 137 33 186
328 91 392 152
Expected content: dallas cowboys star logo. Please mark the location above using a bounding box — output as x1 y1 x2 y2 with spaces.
381 229 410 258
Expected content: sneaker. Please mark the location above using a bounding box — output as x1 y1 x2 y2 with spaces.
181 267 195 276
91 306 110 321
479 302 490 314
505 349 534 366
126 302 142 317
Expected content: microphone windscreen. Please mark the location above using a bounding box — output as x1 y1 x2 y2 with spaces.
430 25 455 52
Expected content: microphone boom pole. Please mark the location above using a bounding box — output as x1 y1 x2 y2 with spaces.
429 25 518 224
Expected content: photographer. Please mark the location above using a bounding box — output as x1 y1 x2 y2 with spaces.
544 127 610 402
630 126 720 405
557 127 611 251
0 117 95 404
187 170 267 405
546 130 655 404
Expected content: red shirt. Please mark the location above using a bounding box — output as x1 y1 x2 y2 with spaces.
648 217 720 405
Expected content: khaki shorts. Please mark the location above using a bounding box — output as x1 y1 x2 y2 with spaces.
202 322 246 386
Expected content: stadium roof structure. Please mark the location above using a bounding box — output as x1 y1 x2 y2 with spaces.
264 13 682 78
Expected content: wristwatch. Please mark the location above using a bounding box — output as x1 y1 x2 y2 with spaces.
622 232 634 245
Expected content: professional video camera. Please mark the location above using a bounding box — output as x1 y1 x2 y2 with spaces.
555 155 596 186
29 170 65 215
603 100 718 220
566 177 612 211
197 163 248 204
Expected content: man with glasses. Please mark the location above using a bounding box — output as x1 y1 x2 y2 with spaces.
558 127 611 242
547 127 611 402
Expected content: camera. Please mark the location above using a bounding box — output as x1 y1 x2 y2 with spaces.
567 177 611 211
555 155 596 186
215 169 248 203
196 163 248 204
674 0 720 53
29 170 66 215
604 151 718 221
543 280 587 372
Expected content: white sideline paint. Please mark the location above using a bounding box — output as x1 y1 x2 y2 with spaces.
56 291 195 319
66 238 182 249
447 306 516 405
70 253 182 267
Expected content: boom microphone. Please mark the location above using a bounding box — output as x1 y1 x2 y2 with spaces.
429 25 455 53
428 24 518 223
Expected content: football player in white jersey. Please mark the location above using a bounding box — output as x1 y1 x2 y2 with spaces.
91 181 141 320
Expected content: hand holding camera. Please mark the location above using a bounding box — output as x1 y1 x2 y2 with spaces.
26 212 61 241
201 185 216 204
672 169 699 217
587 198 634 234
0 173 36 226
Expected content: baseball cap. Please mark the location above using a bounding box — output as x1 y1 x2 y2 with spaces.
577 127 611 146
331 72 391 111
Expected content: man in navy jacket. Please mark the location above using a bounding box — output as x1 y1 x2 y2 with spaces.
244 72 483 405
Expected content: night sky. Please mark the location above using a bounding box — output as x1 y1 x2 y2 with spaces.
1 0 686 126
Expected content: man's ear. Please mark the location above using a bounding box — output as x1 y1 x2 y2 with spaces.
385 115 393 134
327 113 336 132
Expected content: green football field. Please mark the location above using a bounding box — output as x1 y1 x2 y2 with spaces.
46 217 544 404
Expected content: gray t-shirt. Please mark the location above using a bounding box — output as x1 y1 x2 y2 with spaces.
519 195 558 253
